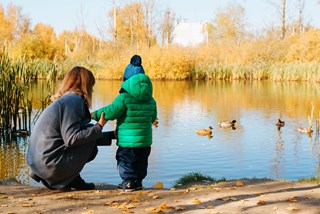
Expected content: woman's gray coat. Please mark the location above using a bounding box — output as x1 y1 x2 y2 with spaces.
27 93 103 189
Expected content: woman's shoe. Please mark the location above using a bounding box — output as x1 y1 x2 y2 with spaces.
30 172 56 190
66 175 95 191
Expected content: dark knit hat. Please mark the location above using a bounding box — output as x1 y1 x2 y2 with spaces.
123 55 145 81
130 55 142 66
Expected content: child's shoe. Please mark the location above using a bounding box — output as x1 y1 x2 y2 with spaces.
117 181 142 192
135 181 143 190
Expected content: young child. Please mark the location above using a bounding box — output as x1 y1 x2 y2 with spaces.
92 59 157 191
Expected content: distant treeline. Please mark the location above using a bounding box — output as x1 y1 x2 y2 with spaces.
1 2 320 81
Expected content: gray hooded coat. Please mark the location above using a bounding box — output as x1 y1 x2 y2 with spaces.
26 93 103 189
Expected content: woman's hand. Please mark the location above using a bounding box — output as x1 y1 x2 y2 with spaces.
97 112 107 128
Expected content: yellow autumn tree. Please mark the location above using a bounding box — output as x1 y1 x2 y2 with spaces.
0 3 30 44
286 29 320 62
15 23 61 60
109 2 154 49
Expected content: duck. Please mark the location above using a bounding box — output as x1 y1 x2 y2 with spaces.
219 120 236 128
196 126 213 136
11 127 29 137
276 119 285 127
298 126 313 134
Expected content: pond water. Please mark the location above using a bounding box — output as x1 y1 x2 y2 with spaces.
1 80 320 188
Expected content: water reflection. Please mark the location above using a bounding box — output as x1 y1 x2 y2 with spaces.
0 137 30 184
1 80 320 188
273 128 285 179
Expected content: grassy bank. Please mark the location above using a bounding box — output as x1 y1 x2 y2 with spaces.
174 172 320 189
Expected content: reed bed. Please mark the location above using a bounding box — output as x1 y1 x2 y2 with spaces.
0 47 56 141
192 62 270 80
191 62 320 81
28 59 62 80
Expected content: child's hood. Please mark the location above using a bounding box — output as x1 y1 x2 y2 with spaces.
121 74 153 101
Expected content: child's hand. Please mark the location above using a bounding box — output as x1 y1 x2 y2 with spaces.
98 112 108 128
152 118 159 127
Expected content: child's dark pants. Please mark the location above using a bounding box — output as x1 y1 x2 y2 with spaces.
116 146 151 182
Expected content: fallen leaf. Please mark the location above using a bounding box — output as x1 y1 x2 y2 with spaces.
118 202 136 210
136 191 148 196
145 207 161 213
192 198 202 204
175 206 186 211
240 199 249 204
288 199 298 203
104 200 119 207
257 200 266 205
207 205 215 209
160 202 174 210
125 204 136 209
236 181 244 187
152 182 163 189
83 211 94 214
21 203 33 207
152 195 161 199
131 196 140 202
226 187 236 190
287 207 299 211
217 197 238 201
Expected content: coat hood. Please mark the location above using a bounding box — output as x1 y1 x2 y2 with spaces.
121 74 153 101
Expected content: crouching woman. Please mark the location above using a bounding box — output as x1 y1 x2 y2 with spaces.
26 66 113 191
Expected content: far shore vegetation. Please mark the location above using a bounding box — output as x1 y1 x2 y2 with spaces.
1 2 320 82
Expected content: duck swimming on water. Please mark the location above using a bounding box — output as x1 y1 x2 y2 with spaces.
219 120 236 128
276 119 285 130
276 119 285 127
196 126 213 136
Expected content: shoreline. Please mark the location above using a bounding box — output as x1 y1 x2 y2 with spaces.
1 178 319 213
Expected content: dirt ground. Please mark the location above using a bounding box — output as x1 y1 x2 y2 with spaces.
0 178 319 214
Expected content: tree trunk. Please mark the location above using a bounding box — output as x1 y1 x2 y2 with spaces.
112 0 117 45
281 0 286 39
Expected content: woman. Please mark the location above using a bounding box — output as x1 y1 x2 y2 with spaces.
27 66 114 191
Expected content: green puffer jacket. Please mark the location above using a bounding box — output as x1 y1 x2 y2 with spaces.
93 74 157 148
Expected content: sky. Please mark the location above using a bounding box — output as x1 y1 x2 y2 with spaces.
1 0 320 40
